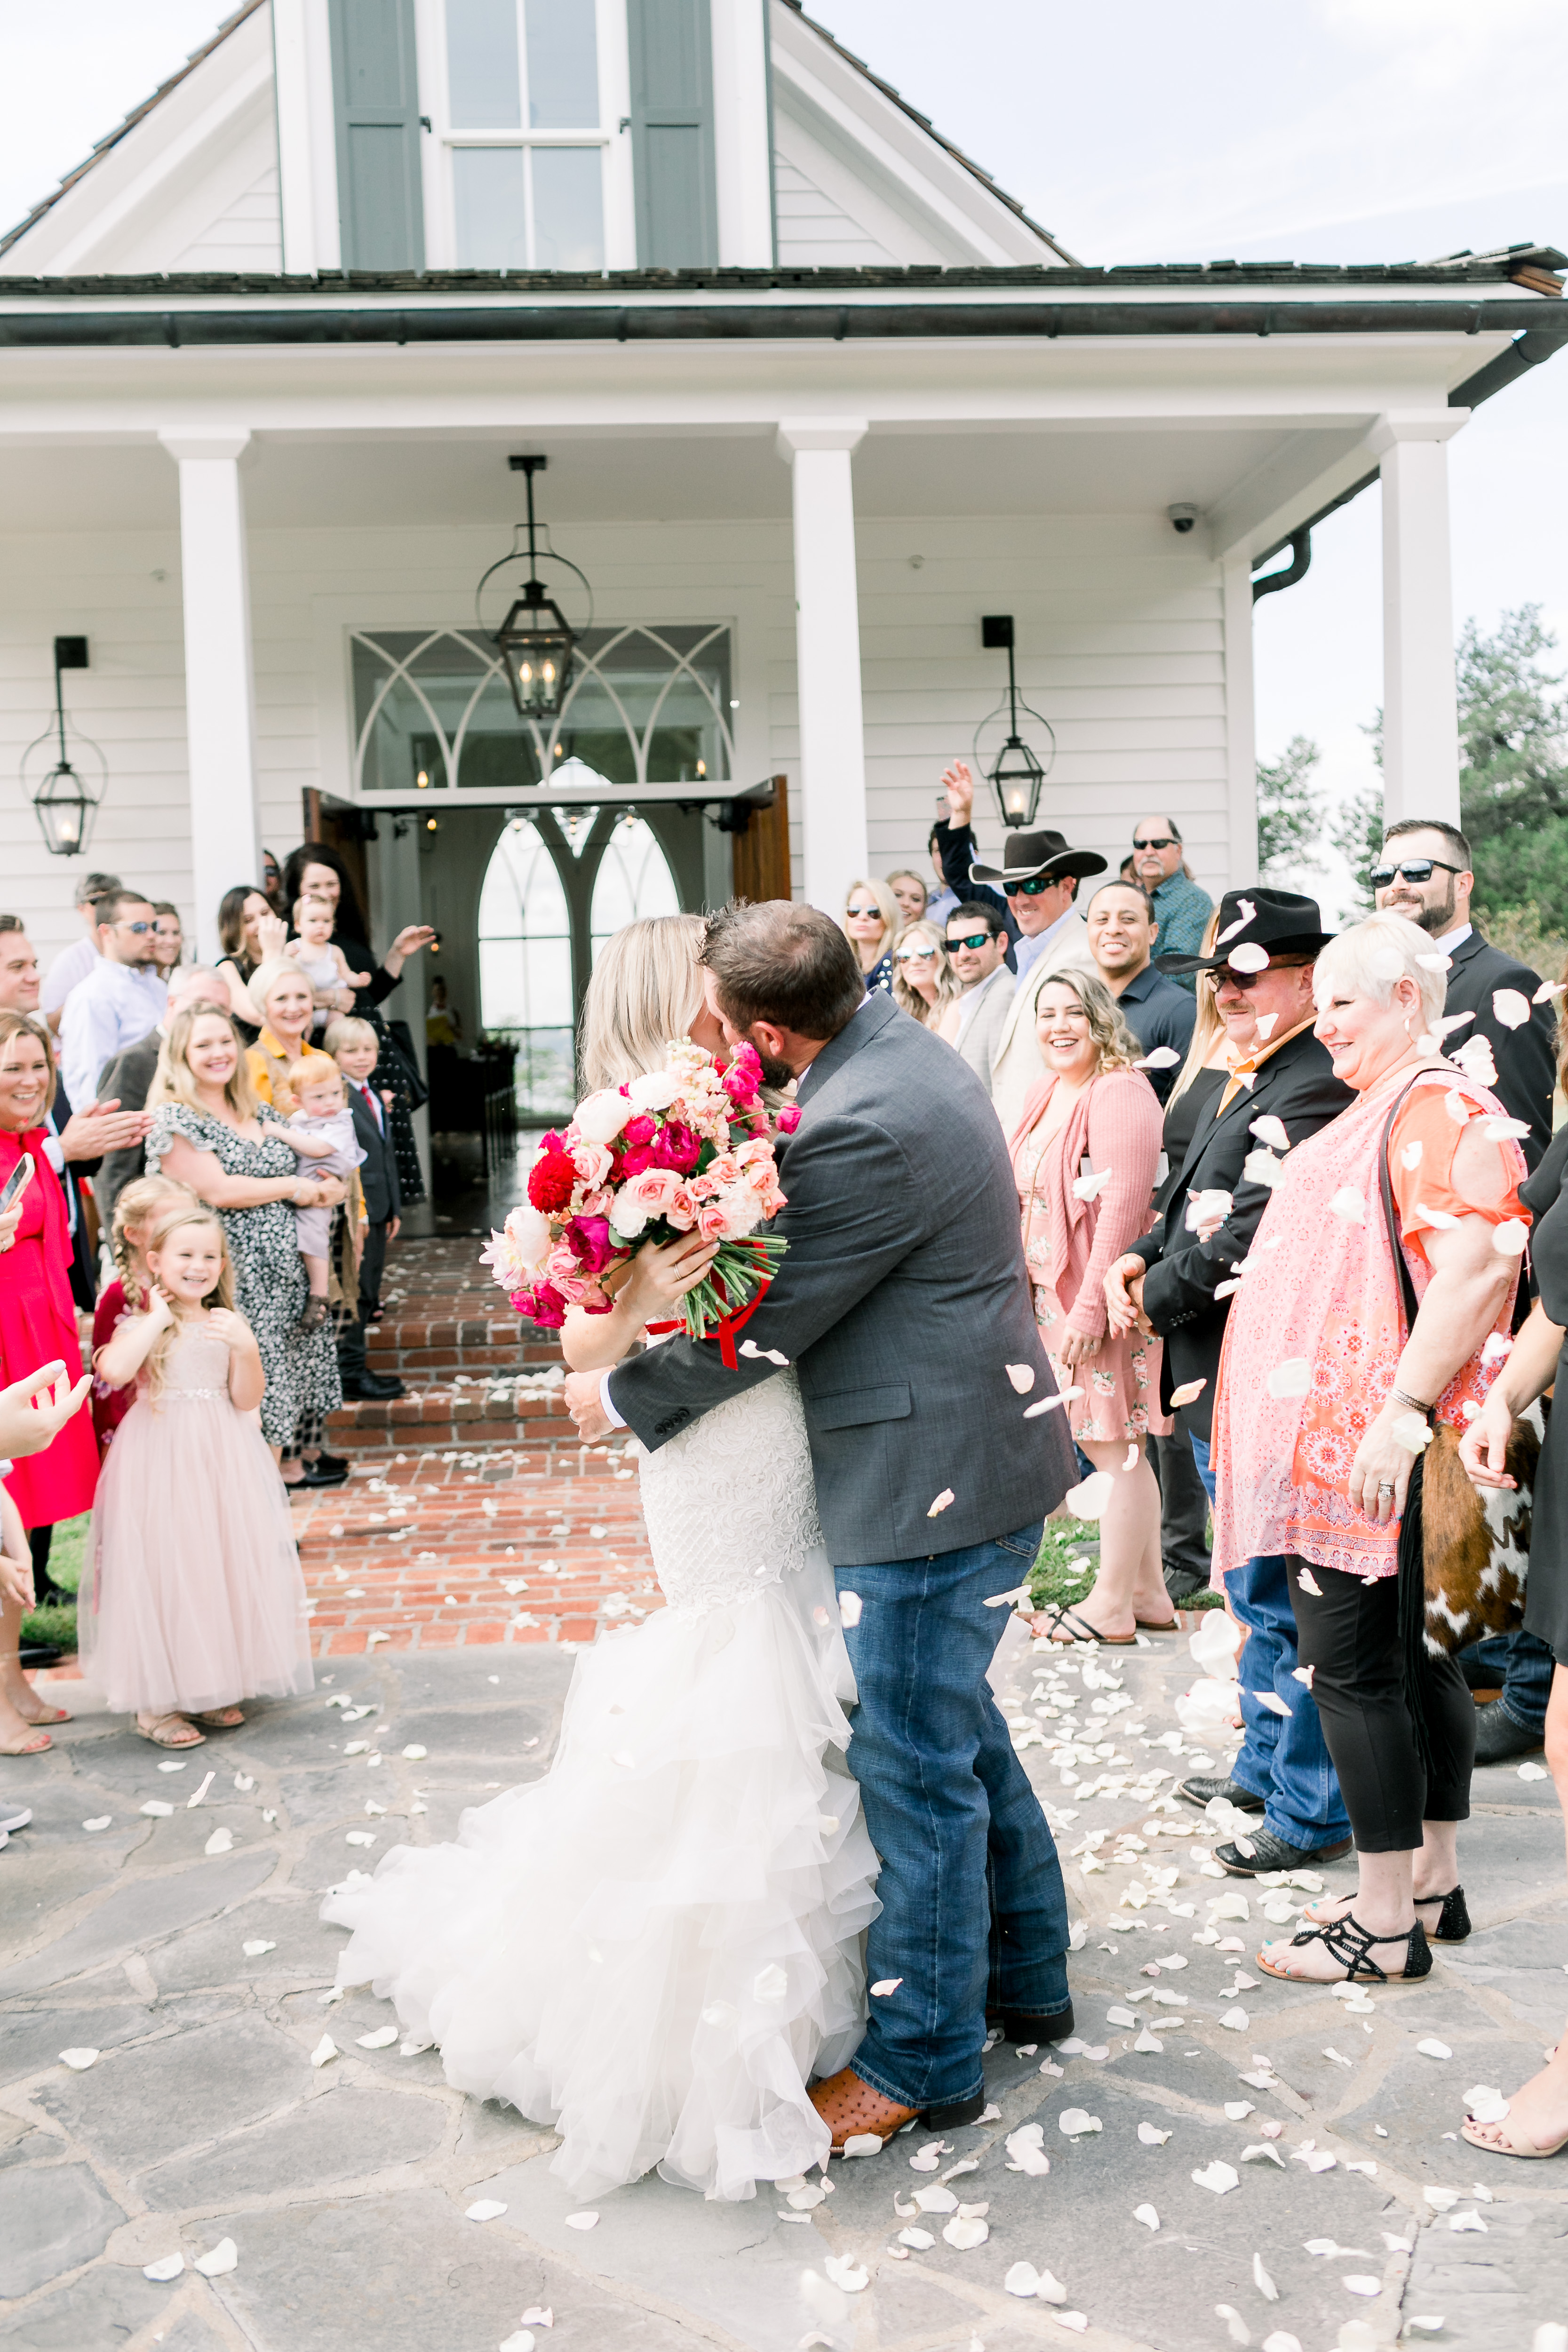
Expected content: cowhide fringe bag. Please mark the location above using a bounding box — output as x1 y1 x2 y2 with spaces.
1377 1087 1539 1681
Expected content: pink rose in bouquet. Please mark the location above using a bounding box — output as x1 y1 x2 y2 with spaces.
485 1041 790 1346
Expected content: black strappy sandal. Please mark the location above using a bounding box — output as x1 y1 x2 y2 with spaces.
1425 1887 1471 1943
1257 1910 1433 1984
1038 1605 1134 1648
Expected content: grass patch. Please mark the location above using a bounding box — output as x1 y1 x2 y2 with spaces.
22 1511 88 1651
1029 1514 1226 1618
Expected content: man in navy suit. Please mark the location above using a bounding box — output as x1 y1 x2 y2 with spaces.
324 1018 404 1402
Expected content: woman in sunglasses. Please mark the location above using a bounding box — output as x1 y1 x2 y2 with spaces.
890 919 961 1029
840 879 900 999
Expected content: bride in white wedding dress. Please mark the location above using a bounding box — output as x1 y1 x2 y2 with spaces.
321 916 879 2202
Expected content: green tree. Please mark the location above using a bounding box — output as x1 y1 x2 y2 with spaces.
1330 778 1384 914
1455 605 1568 932
1256 735 1326 880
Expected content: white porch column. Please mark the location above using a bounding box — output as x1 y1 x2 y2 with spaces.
776 421 869 910
1369 412 1468 826
159 433 263 962
1221 553 1258 888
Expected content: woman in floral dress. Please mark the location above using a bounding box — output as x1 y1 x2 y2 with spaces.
144 1003 345 1470
1010 969 1173 1643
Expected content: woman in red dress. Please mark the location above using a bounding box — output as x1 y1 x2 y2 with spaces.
0 1011 99 1754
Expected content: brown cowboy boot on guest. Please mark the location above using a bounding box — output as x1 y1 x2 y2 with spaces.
808 2066 919 2151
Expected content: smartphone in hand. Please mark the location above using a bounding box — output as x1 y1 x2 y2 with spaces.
0 1152 34 1215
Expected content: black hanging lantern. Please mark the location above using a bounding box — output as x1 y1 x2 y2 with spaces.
975 614 1055 830
22 637 106 857
478 456 586 725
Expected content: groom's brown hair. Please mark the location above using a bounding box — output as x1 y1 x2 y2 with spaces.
701 900 864 1040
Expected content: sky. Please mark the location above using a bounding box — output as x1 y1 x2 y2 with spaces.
1 0 1564 913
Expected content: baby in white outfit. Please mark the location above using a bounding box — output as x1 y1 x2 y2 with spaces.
280 1060 366 1331
288 893 370 1033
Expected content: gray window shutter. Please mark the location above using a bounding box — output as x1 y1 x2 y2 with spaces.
626 0 717 269
329 0 426 271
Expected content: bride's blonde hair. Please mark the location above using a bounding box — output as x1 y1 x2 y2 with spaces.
140 1201 236 1405
578 913 706 1091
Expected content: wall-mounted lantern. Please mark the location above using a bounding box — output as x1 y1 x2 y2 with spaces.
22 637 107 857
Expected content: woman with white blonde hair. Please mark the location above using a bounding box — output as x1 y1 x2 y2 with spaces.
841 878 900 998
890 919 961 1029
1210 912 1531 1986
325 905 880 2205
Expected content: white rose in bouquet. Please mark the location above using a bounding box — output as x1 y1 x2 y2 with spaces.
627 1069 682 1112
574 1089 636 1145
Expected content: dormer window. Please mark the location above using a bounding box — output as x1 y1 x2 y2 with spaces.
433 0 608 269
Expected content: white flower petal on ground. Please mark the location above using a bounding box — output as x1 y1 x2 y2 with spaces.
1423 2185 1460 2209
204 1828 234 1857
1404 2324 1446 2342
1224 2101 1255 2119
184 1770 215 1808
310 2035 338 2067
140 1800 174 1818
1261 2336 1304 2352
143 2254 185 2282
841 2133 883 2158
1464 2085 1509 2121
1344 2276 1382 2295
1449 2209 1488 2233
1058 2108 1102 2137
1216 2310 1250 2346
82 1817 111 1832
242 1939 276 1958
1192 2161 1239 2194
1137 2121 1172 2145
194 2238 239 2278
1005 1363 1036 1393
345 1830 376 1848
356 2026 398 2049
1133 2203 1159 2231
1107 2006 1139 2028
823 2253 868 2292
461 2200 507 2224
500 2335 536 2352
1266 1359 1311 1398
1054 2314 1089 2335
942 2215 989 2249
927 1489 955 1516
838 1592 862 1629
1168 1378 1208 1407
157 1759 187 1773
786 2184 826 2209
899 2226 935 2249
1417 2038 1453 2059
1133 2028 1165 2052
1219 2008 1249 2032
1323 2047 1353 2069
401 1743 427 1760
1004 2260 1043 2294
913 2184 959 2213
58 2048 99 2070
1242 2142 1285 2168
1518 1760 1550 1780
1065 1471 1114 1519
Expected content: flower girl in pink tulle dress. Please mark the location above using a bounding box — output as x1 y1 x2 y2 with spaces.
83 1201 313 1748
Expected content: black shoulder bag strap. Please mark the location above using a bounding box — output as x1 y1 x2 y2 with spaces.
1376 1076 1436 1772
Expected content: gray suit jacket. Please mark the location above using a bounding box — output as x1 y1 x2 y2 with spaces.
954 963 1014 1095
607 994 1076 1566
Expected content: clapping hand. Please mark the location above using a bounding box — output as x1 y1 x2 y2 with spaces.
0 1361 91 1458
58 1098 154 1162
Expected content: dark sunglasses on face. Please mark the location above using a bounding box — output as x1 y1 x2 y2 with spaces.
845 903 881 919
1218 955 1313 991
1132 836 1177 851
118 921 153 935
1369 858 1463 889
895 946 941 965
946 932 995 954
1010 874 1060 897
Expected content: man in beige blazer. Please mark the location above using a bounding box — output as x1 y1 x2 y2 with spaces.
970 829 1106 1134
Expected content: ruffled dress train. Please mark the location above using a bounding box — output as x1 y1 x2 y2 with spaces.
322 1372 880 2201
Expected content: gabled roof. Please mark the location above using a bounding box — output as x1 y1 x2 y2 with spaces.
777 1 1079 265
0 0 266 256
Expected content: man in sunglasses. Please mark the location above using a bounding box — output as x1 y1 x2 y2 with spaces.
942 902 1015 1093
1131 816 1214 987
1373 818 1554 1176
1376 818 1558 1771
59 890 168 1115
1103 888 1357 1876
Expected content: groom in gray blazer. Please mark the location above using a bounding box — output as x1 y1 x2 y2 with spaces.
566 902 1078 2142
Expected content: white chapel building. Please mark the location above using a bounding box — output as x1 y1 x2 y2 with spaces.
1 0 1564 1119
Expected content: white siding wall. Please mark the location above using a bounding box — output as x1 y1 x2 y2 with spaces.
0 513 1235 972
772 152 896 270
171 163 283 272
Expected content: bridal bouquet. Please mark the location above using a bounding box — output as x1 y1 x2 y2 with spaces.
482 1040 795 1354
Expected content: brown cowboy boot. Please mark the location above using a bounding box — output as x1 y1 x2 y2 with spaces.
808 2066 920 2152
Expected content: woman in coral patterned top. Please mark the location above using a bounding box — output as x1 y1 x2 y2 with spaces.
1211 914 1527 1988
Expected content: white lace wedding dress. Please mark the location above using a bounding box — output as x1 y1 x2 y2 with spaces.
321 1368 880 2201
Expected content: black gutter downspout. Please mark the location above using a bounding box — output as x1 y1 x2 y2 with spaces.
1252 526 1311 602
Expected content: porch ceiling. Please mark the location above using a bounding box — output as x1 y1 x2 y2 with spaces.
0 417 1361 535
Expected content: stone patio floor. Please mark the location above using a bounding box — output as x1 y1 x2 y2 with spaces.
4 1631 1568 2352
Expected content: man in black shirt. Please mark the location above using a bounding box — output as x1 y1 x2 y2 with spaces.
1084 879 1195 1106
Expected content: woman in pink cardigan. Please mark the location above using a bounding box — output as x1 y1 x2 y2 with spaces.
1011 970 1173 1643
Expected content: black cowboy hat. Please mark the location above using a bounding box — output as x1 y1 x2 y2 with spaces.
1156 886 1335 976
969 828 1109 888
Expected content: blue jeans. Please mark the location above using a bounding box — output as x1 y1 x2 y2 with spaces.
834 1525 1070 2112
1190 1436 1350 1851
1459 1628 1554 1734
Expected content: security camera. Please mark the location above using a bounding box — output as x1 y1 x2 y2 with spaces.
1168 503 1199 535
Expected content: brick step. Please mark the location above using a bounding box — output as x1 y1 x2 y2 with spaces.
325 1382 569 1451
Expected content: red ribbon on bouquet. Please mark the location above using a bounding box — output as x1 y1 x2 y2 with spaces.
645 1274 775 1369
